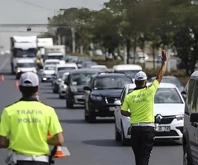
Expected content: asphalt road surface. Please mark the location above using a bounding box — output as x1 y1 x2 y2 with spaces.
0 55 182 165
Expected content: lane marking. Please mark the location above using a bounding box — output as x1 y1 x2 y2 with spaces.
0 57 9 71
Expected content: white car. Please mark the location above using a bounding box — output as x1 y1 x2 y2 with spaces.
58 72 69 99
114 83 185 145
40 65 56 82
90 65 107 70
16 59 37 79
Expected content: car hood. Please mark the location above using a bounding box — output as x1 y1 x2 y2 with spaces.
91 89 122 97
154 104 184 116
43 70 55 74
71 85 86 92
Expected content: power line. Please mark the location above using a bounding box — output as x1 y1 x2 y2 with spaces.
0 24 71 28
16 0 58 12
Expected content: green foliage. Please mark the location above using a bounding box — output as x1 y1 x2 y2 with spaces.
46 0 198 75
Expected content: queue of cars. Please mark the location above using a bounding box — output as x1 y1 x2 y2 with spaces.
19 54 194 163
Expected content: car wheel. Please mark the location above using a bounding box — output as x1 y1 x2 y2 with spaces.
121 123 128 146
115 121 121 142
88 111 96 123
183 143 192 165
66 100 73 109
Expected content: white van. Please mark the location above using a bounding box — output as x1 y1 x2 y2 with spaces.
183 70 198 164
113 64 142 79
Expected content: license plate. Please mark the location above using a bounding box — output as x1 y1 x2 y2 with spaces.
109 107 116 111
156 126 170 132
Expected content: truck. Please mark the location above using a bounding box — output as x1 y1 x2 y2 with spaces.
10 36 38 74
43 45 66 63
37 38 53 68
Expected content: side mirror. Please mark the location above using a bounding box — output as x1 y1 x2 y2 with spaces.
190 113 198 122
114 100 121 106
181 91 186 95
83 86 91 91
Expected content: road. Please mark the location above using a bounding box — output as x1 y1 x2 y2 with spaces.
0 55 182 165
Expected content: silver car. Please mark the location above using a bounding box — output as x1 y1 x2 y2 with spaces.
59 72 69 99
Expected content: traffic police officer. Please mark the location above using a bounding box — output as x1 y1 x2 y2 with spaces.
0 72 64 165
121 50 167 165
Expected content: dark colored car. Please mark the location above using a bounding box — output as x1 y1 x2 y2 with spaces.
64 68 101 108
83 72 133 123
65 55 78 63
76 57 92 68
150 76 184 92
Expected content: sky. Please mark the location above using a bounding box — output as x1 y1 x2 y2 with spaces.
0 0 108 50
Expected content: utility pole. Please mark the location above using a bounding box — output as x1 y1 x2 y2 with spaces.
71 27 76 54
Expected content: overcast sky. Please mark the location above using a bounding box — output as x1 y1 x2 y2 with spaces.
0 0 108 50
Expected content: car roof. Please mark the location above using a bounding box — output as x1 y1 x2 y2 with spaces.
191 71 198 77
17 59 35 63
95 72 131 77
113 64 142 70
126 82 178 89
69 68 101 74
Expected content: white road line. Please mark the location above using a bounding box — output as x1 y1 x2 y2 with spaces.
0 57 9 71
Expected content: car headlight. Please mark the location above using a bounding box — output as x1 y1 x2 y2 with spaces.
61 85 67 89
71 87 77 92
176 114 184 121
17 69 21 72
90 95 103 101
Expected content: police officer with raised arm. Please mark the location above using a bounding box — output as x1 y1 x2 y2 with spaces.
121 50 167 165
0 72 64 165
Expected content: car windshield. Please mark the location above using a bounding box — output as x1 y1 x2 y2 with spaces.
44 66 55 70
47 55 64 60
58 67 76 72
13 49 37 58
155 88 183 104
57 71 67 78
151 77 182 87
17 63 35 67
115 70 141 78
93 76 132 89
45 62 59 65
70 72 95 85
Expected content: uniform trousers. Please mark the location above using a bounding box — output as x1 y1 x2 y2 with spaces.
130 126 155 165
15 161 48 165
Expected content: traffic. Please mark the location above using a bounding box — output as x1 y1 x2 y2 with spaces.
0 35 195 165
